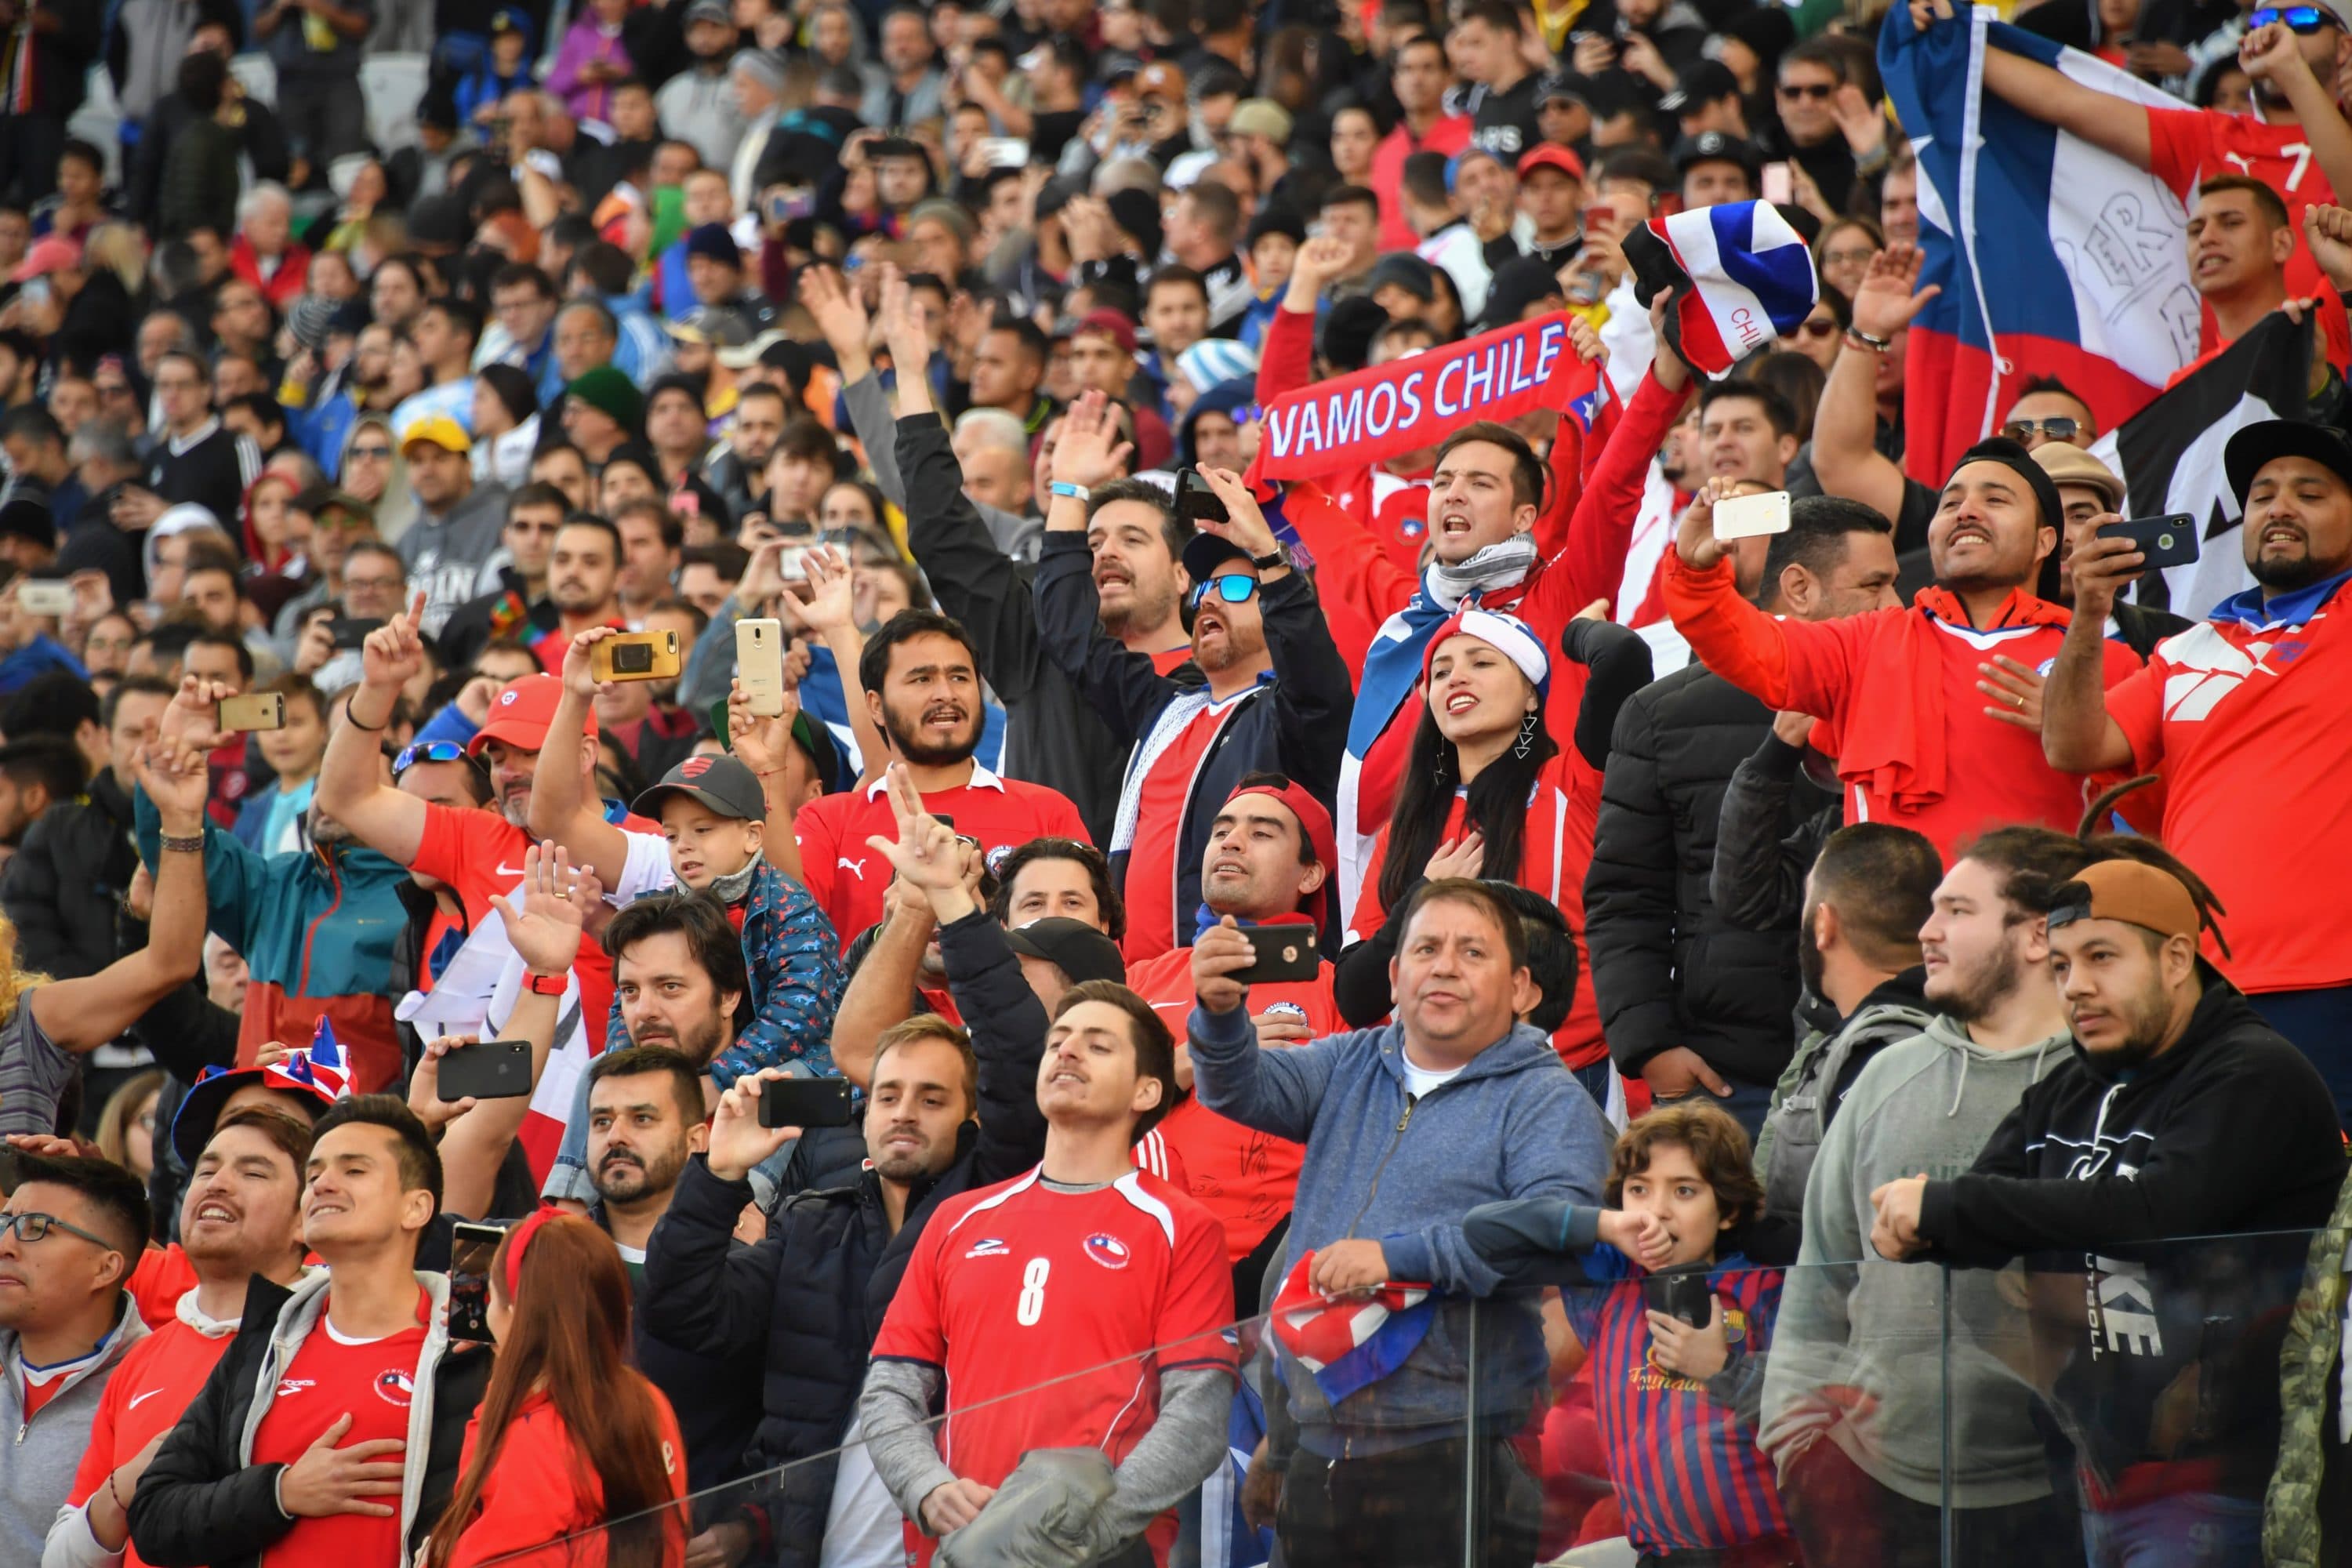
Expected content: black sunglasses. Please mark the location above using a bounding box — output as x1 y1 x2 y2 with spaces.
2002 417 2082 442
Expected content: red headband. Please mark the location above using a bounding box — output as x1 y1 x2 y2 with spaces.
503 1207 564 1298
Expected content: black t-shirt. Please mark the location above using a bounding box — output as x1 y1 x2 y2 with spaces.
1468 74 1545 165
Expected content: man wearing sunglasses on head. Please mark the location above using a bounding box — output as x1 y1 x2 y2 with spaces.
1033 395 1355 967
1908 0 2352 306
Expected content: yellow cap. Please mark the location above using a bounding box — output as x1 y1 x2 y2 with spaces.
401 415 472 456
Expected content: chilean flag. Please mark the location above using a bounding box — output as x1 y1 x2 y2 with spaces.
1879 2 2198 485
1623 201 1817 376
1269 1251 1436 1404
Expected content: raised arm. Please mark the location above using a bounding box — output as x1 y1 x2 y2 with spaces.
725 677 808 882
1257 237 1352 405
2242 21 2352 222
792 546 888 790
526 628 634 893
2040 527 2140 772
1918 0 2154 167
1660 479 1864 719
317 591 433 866
406 842 593 1220
29 735 211 1053
1813 246 1936 526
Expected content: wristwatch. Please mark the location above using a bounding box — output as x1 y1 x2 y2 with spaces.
524 971 567 996
1252 547 1287 571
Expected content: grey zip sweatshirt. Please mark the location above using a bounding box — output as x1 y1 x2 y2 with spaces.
1758 1014 2070 1507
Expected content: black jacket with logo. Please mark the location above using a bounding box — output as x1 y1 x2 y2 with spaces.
1919 978 2347 1496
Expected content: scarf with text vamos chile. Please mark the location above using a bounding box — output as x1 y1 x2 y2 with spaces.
1621 201 1817 376
1247 310 1600 484
1878 1 2197 486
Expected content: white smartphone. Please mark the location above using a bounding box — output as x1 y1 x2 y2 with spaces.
15 580 72 617
1713 488 1791 540
735 617 788 717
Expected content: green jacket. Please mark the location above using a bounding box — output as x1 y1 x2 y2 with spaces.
2265 1167 2352 1568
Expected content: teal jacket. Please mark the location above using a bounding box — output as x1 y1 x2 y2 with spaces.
136 789 411 1091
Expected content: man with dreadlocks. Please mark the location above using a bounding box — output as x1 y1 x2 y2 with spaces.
1870 823 2345 1567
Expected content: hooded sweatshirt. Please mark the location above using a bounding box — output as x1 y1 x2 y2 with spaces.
3 1295 148 1566
1758 1014 2071 1508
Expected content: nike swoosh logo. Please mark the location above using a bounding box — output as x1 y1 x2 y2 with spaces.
494 863 526 877
128 1388 165 1410
1149 1001 1187 1011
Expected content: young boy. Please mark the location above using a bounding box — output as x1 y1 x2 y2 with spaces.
1467 1102 1796 1565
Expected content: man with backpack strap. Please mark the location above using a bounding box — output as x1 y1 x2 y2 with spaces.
1753 822 1942 1223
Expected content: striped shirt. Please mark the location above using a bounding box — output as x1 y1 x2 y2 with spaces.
0 996 72 1138
1560 1250 1790 1554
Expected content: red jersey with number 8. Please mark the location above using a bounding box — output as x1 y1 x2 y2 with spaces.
870 1167 1237 1566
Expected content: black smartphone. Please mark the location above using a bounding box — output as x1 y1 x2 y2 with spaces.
2096 513 2199 570
448 1220 509 1344
437 1041 534 1102
1640 1265 1714 1328
1177 466 1229 524
1233 924 1318 985
760 1077 857 1130
327 615 385 650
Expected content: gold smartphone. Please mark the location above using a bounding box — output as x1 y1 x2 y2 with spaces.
218 692 286 732
735 618 787 717
590 630 682 683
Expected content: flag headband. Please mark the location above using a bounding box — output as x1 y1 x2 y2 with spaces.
1423 608 1552 698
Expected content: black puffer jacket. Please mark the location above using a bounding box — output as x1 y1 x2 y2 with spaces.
1584 664 1834 1087
2 771 140 980
640 911 1050 1568
127 1271 492 1568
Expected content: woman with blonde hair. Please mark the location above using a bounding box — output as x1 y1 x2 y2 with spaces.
95 1068 165 1181
425 1212 687 1567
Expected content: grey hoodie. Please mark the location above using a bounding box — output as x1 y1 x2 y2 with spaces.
1758 1014 2069 1508
2 1296 149 1566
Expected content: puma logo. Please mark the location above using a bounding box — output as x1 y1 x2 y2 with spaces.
837 857 869 880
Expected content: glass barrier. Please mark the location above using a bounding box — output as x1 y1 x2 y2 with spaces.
470 1225 2350 1568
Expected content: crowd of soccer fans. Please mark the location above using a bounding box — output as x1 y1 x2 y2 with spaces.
0 0 2350 1563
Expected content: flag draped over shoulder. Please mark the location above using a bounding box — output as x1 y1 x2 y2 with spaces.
1879 2 2201 485
1621 201 1818 376
2089 310 2313 617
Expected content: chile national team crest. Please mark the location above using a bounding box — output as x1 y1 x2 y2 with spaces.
374 1369 416 1408
1083 1233 1131 1270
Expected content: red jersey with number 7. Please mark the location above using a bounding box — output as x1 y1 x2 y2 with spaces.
869 1167 1238 1566
2146 105 2338 300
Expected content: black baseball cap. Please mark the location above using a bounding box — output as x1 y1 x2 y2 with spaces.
1671 130 1762 178
1003 917 1127 985
633 753 767 822
1660 60 1740 114
2224 419 2352 506
1181 528 1251 584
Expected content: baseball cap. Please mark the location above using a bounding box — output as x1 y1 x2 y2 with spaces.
489 7 528 33
2033 441 2125 510
717 327 789 370
1003 917 1127 985
1366 252 1438 303
1535 70 1588 108
401 416 472 456
2223 418 2352 506
2046 858 2202 943
1228 99 1294 143
290 484 374 525
1181 528 1250 584
1659 60 1740 114
1672 130 1762 178
1073 307 1138 355
634 752 768 822
684 0 731 22
1518 143 1587 183
467 673 564 757
1136 60 1186 100
666 304 756 348
9 235 80 285
1219 776 1340 936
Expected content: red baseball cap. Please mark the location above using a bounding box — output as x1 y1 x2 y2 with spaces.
467 673 564 757
1519 143 1587 183
9 235 81 284
1073 307 1138 356
1221 779 1340 937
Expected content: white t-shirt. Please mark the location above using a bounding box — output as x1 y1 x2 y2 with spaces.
1399 1051 1465 1102
613 828 680 906
819 1413 905 1568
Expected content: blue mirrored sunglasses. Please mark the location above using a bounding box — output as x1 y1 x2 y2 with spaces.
1189 573 1261 608
2253 5 2333 31
394 739 468 776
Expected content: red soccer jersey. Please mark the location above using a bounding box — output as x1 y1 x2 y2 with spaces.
2105 585 2352 991
1126 946 1336 1260
2147 105 2338 300
870 1167 1237 1566
1371 115 1475 251
793 765 1091 948
251 1302 430 1568
128 1245 198 1330
442 1388 688 1567
1120 692 1261 965
68 1316 238 1568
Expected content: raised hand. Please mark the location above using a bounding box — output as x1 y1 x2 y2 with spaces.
408 1035 482 1132
727 677 800 775
2062 517 2144 622
488 841 588 978
561 625 621 698
877 264 929 373
1049 390 1134 490
1192 466 1279 560
1284 234 1356 307
2306 205 2352 291
1849 243 1940 340
2240 18 2309 84
158 673 230 752
1831 82 1886 154
136 738 212 829
862 762 963 894
361 590 427 693
797 544 858 637
738 537 789 613
799 266 873 365
706 1069 804 1182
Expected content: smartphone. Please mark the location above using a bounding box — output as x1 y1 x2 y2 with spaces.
448 1220 509 1344
218 692 286 733
2096 513 2199 570
981 136 1030 168
760 1076 858 1130
1177 466 1229 524
437 1040 534 1102
590 630 683 683
15 580 71 617
777 545 811 582
1640 1266 1715 1328
736 618 787 717
1234 924 1319 985
1713 488 1791 541
1761 161 1795 206
327 615 384 650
